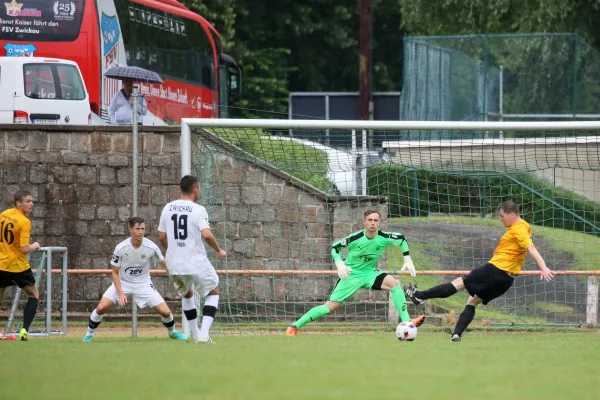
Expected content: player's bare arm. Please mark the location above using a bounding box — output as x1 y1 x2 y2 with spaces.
527 245 554 281
159 232 168 250
111 266 127 307
20 241 40 254
201 228 226 259
158 259 167 270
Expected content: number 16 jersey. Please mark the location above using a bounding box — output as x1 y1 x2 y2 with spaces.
0 208 31 273
158 199 211 275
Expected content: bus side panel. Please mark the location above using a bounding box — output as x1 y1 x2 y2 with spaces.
96 0 127 119
87 0 102 116
137 79 214 124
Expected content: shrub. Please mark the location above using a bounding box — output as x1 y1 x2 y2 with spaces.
367 165 600 234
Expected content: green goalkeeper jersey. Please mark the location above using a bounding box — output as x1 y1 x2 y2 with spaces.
331 230 410 271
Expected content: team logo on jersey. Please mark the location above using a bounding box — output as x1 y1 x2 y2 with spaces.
111 255 119 264
141 255 146 259
125 266 144 276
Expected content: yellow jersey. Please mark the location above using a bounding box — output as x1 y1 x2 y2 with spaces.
0 208 32 273
489 219 533 275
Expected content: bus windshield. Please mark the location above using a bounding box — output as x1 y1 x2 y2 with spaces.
0 0 85 42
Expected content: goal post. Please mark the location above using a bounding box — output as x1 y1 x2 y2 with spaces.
5 247 68 337
179 118 600 332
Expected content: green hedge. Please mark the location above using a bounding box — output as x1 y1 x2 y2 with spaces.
212 128 333 193
367 165 600 234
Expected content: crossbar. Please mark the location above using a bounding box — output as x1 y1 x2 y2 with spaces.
182 118 600 131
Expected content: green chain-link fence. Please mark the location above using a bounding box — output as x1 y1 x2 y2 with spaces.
402 32 600 131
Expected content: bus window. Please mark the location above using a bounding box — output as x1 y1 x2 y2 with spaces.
0 0 85 42
116 0 215 88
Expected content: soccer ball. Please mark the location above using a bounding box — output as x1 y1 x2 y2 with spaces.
395 321 417 341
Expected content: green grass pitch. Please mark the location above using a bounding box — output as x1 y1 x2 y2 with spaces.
1 331 597 400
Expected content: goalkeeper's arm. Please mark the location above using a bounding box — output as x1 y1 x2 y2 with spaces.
331 236 352 279
385 232 417 277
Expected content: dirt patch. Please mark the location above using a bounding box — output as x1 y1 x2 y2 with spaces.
65 325 172 338
389 221 588 322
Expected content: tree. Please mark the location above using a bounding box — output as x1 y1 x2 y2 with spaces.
181 0 409 118
397 0 600 117
397 0 600 48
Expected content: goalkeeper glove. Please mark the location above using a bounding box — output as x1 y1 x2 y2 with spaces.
401 255 417 277
335 260 352 279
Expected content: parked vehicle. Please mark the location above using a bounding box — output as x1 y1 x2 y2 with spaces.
0 0 242 123
0 57 90 124
263 136 391 195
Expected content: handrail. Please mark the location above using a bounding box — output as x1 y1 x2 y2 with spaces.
38 269 600 275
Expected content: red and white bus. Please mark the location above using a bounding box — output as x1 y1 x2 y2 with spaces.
0 0 241 124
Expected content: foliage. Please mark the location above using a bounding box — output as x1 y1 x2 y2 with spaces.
398 1 600 118
180 0 405 118
390 215 600 271
368 165 600 234
397 0 600 47
177 0 600 118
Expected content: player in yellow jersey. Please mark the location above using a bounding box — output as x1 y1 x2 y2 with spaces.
404 200 554 342
0 190 41 341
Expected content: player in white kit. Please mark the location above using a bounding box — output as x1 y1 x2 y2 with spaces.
158 175 227 344
82 217 187 342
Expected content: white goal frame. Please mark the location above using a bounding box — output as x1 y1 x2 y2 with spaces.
181 118 600 131
178 118 600 332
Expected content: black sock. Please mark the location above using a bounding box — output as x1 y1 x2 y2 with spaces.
416 282 458 300
184 308 198 321
453 305 476 337
88 318 101 330
23 297 39 331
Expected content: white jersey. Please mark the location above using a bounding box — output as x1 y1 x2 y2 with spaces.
110 237 164 285
158 199 212 275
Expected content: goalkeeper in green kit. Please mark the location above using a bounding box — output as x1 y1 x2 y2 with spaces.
286 209 425 336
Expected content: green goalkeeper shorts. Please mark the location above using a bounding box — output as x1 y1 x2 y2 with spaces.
328 269 387 303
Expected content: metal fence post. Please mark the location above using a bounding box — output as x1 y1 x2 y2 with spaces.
62 250 68 336
586 275 598 328
131 85 139 338
572 31 580 119
45 248 52 336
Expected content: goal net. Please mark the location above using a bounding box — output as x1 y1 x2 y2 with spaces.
180 119 600 333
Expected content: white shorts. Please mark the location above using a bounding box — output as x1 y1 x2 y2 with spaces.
171 268 219 298
102 280 165 309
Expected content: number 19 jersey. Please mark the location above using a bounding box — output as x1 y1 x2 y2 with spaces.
158 199 211 275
